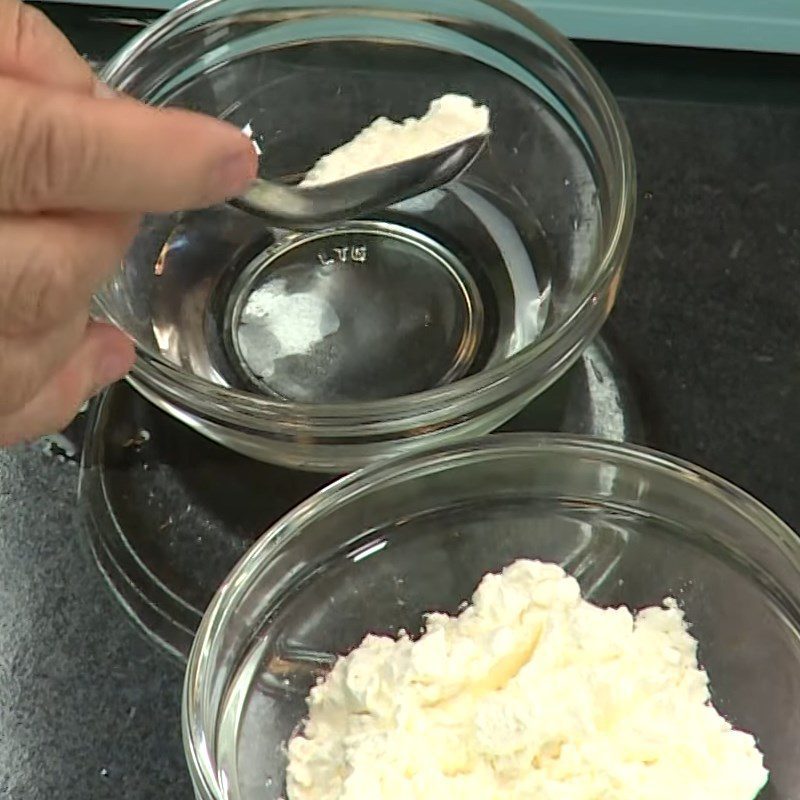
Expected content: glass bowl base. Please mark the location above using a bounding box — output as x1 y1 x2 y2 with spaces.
79 334 643 659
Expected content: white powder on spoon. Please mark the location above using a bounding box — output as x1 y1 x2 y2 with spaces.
298 94 490 188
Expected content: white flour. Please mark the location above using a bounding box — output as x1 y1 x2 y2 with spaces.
299 94 490 188
238 279 339 379
286 559 768 800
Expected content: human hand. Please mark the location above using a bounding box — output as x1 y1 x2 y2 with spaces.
0 0 257 445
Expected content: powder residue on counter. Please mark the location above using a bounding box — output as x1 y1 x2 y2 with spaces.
298 94 490 188
286 559 768 800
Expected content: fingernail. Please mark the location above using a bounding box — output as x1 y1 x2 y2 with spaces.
213 148 258 198
93 78 119 100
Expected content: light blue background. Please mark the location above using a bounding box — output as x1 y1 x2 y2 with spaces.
52 0 800 54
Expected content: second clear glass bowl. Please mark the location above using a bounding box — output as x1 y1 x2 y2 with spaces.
97 0 635 471
183 434 800 800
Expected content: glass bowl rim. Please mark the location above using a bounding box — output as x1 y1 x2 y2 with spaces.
98 0 636 420
181 432 800 800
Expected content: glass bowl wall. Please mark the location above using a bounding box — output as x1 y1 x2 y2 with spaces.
183 434 800 800
97 0 635 471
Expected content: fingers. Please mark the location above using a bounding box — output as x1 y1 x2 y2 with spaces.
0 0 251 448
0 206 138 431
0 0 94 93
0 206 138 415
0 76 257 214
0 321 134 446
0 312 88 415
0 211 138 335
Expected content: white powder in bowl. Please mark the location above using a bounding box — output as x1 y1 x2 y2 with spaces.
286 559 769 800
298 93 490 188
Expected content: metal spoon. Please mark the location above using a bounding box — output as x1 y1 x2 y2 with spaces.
231 132 489 230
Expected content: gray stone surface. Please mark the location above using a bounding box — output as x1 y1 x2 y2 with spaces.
0 442 187 799
612 96 800 527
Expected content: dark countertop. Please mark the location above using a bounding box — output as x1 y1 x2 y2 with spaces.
2 6 800 799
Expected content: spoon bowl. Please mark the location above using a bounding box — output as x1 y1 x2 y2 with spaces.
232 132 489 229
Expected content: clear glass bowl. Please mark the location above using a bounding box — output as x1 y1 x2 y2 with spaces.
79 337 643 661
97 0 635 471
183 434 800 800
